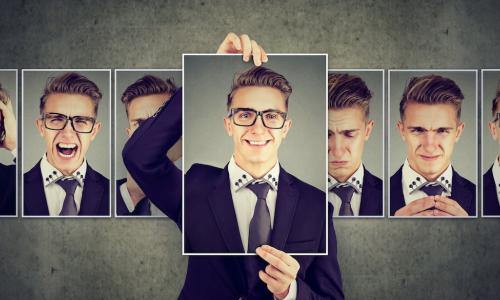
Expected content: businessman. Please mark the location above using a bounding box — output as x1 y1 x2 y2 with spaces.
328 73 383 216
390 74 476 217
0 83 16 216
483 81 500 216
116 74 180 216
123 33 343 300
24 72 109 216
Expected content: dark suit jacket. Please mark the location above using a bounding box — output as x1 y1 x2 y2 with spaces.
123 88 344 299
23 161 110 216
483 166 500 216
390 166 476 216
0 162 16 215
116 178 153 216
358 168 383 216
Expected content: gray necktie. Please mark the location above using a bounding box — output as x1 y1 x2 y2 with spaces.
332 185 355 216
420 183 445 196
246 182 272 253
57 178 79 216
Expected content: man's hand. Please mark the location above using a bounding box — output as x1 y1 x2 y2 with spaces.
217 32 268 66
434 196 468 216
256 245 300 300
394 196 436 216
0 100 16 151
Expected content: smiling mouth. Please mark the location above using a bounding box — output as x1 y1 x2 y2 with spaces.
56 143 78 158
245 139 271 146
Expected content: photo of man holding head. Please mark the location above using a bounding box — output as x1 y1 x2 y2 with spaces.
0 71 17 216
115 71 181 217
389 71 477 217
23 71 110 217
328 71 383 217
482 70 500 216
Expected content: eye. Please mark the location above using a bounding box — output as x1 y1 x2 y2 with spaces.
73 117 90 125
264 112 279 120
410 128 424 134
436 128 450 134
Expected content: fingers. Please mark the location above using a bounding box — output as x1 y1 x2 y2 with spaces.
260 245 298 268
240 34 252 62
251 40 262 66
432 209 453 216
434 196 468 216
216 32 241 53
414 210 435 216
256 246 299 279
394 196 436 216
260 46 268 63
258 270 286 294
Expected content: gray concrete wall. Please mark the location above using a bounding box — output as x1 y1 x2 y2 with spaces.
1 0 499 299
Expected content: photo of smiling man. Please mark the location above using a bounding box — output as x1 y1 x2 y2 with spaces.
183 55 328 254
328 70 384 217
23 70 111 217
389 70 477 217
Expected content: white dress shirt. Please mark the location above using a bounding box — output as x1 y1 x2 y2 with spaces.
401 159 452 204
328 164 364 216
227 156 296 300
40 154 86 216
492 156 500 207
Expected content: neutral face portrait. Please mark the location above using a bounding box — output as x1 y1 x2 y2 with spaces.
328 107 373 182
35 93 101 175
224 86 291 171
397 102 464 181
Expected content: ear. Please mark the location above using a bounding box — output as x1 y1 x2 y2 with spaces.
126 127 132 138
280 119 292 139
35 119 44 137
90 121 102 141
455 122 465 142
364 119 374 141
488 120 497 141
396 120 405 141
224 117 233 136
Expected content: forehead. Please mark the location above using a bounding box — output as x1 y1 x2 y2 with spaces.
402 102 457 127
128 93 169 118
44 93 95 115
328 107 365 130
231 86 286 110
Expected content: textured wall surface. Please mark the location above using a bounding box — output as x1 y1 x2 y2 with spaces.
1 0 500 299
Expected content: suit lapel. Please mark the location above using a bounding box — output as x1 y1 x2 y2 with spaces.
24 161 49 216
390 167 405 215
79 165 104 215
450 168 474 214
270 167 299 250
359 170 377 215
207 166 245 253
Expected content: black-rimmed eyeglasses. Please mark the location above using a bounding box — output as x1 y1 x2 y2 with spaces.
42 112 96 133
228 108 287 129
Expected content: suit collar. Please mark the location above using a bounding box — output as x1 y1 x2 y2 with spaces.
79 164 105 215
228 156 280 192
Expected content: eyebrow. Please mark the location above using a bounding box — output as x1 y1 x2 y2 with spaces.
407 126 454 131
329 129 360 134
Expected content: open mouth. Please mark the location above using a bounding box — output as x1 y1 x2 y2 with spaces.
245 139 271 147
56 142 78 158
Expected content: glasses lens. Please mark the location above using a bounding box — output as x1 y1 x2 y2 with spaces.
44 114 67 130
233 109 257 126
72 116 95 133
262 111 285 129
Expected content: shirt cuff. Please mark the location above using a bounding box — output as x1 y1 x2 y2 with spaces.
119 182 136 213
274 279 297 300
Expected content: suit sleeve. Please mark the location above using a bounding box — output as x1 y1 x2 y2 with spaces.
297 203 344 300
122 88 183 227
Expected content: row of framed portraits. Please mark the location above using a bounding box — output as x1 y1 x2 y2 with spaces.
0 55 499 222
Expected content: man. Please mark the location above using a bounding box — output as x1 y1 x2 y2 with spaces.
328 73 382 216
24 72 109 216
116 74 180 216
123 33 343 300
390 74 476 217
0 83 16 216
483 81 500 216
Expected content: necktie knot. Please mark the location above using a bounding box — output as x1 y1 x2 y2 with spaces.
247 181 271 200
420 183 445 196
56 178 79 195
332 185 355 204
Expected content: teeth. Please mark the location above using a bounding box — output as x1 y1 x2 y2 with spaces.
59 151 76 158
58 143 76 149
248 140 267 145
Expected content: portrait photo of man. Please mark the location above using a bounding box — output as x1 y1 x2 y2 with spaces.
389 70 477 217
482 69 500 217
0 70 17 217
328 70 384 217
115 70 181 217
22 70 111 217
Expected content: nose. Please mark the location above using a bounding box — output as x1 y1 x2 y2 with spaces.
249 114 267 134
59 119 77 136
328 134 345 158
421 131 438 153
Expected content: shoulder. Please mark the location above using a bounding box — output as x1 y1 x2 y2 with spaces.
364 168 382 189
186 163 224 179
86 164 110 186
452 169 476 190
282 168 324 199
24 161 42 182
390 166 403 184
